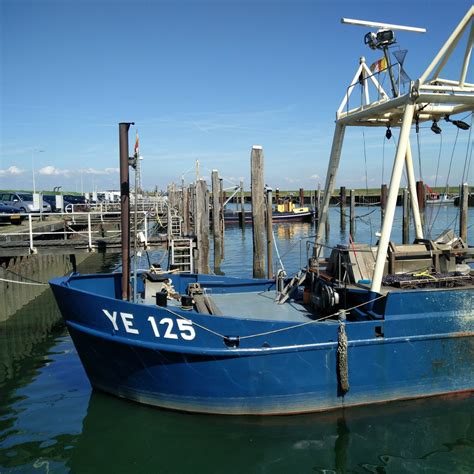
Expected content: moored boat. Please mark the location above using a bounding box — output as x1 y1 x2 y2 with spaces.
50 265 473 415
224 205 314 224
426 193 457 205
50 8 474 415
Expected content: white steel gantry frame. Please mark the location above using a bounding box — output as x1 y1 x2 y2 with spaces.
316 6 474 294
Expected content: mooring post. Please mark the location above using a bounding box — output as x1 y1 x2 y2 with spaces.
195 179 210 274
119 121 134 301
316 185 321 222
325 196 330 241
460 182 469 243
182 186 190 236
251 145 265 278
380 184 387 220
349 189 355 238
219 177 225 259
188 183 196 234
416 180 425 226
402 188 410 244
340 186 346 231
299 188 305 207
211 170 222 270
266 187 273 279
239 180 245 228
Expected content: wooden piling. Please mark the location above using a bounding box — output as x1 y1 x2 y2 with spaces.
340 186 346 231
402 188 410 244
460 183 469 243
251 145 265 278
211 170 222 270
266 187 273 279
316 186 321 222
195 179 210 274
349 189 355 237
239 180 245 228
325 209 330 241
119 122 133 301
380 184 388 220
416 180 425 225
182 187 190 236
188 183 196 234
219 177 225 258
299 188 305 207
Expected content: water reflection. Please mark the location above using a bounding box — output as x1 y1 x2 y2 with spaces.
65 392 474 474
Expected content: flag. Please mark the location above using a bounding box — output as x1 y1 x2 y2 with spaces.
370 57 387 73
134 131 139 157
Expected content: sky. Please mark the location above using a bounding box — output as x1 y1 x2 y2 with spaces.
1 0 473 193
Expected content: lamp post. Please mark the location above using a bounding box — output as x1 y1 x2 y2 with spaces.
31 149 44 193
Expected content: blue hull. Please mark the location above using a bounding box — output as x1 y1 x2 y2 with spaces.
50 272 474 415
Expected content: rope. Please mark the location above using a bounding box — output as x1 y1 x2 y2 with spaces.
337 317 349 393
272 227 285 272
0 277 48 286
1 267 49 285
160 292 387 343
238 293 386 341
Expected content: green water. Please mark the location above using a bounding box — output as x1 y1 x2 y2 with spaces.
1 208 474 473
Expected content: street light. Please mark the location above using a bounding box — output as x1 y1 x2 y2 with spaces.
31 148 45 193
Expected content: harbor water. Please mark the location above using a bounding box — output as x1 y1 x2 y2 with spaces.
1 206 474 473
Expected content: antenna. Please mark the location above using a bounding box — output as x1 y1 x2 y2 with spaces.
341 18 426 34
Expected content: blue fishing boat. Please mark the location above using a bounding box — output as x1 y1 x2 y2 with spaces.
50 9 474 414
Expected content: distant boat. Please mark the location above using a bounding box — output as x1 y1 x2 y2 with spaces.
426 193 457 205
224 203 314 224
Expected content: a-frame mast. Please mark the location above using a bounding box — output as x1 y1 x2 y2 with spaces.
315 7 474 293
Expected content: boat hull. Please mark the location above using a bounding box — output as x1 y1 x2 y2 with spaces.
50 273 474 415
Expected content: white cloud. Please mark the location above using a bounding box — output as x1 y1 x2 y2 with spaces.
38 165 70 176
284 176 301 184
310 174 320 180
83 167 119 175
0 165 25 176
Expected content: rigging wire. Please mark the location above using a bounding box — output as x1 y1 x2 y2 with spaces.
416 122 424 181
461 113 473 184
426 133 444 238
382 135 386 185
361 128 374 245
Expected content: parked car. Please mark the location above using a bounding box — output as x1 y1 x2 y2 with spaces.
42 194 60 212
0 192 52 213
0 202 26 224
63 194 89 212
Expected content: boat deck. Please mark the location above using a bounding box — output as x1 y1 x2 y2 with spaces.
211 291 314 322
141 289 315 322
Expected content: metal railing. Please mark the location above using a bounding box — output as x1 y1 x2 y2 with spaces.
1 210 150 254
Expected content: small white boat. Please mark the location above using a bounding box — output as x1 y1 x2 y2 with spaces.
426 193 457 205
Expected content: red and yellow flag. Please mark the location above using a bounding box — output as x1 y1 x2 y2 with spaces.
370 57 387 73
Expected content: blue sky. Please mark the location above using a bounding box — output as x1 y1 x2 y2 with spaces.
1 0 473 193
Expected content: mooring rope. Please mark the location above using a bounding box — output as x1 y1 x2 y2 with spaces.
0 277 48 286
161 293 386 343
337 315 350 393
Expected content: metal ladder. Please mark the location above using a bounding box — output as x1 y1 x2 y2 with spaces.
170 238 194 273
